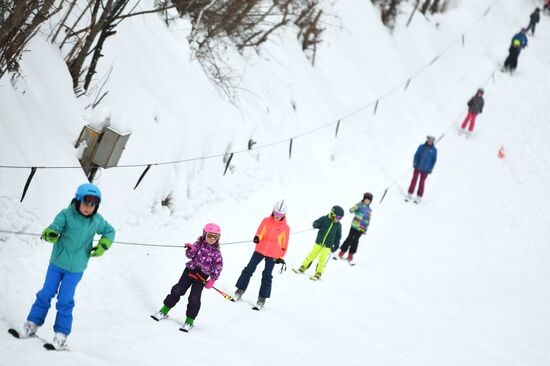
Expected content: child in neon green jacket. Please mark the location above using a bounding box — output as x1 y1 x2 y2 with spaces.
294 205 343 280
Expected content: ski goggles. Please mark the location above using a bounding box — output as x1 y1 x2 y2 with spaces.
205 232 220 241
82 195 100 207
273 211 285 220
334 215 343 220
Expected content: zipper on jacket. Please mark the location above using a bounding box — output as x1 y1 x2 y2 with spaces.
321 218 334 247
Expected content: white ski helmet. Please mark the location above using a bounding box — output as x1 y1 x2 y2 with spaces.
273 200 288 215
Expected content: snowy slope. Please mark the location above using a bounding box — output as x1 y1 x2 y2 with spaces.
1 0 549 365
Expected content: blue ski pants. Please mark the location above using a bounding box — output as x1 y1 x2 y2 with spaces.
27 264 83 335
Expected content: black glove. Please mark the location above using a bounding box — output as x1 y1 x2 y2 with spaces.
253 236 260 244
275 258 286 273
331 245 338 253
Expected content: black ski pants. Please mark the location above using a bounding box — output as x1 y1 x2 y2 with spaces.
163 267 206 319
504 48 520 70
526 21 537 35
339 227 363 255
235 251 275 299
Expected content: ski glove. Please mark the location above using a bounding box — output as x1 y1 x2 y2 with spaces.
41 228 60 243
204 278 216 289
90 237 112 257
253 236 260 244
275 258 287 273
330 245 338 253
184 243 196 254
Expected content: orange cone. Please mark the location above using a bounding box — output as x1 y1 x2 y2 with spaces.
497 146 505 159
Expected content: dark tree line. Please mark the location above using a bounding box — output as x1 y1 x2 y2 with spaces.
1 0 325 98
371 0 448 29
0 0 61 80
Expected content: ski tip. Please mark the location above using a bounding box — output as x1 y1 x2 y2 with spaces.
44 343 56 351
150 315 159 321
8 328 20 338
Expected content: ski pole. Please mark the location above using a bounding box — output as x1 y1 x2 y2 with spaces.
188 273 236 302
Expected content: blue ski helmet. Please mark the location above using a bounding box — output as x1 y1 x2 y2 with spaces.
75 183 102 203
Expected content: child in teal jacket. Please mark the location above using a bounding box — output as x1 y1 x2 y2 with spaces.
293 206 343 280
21 183 115 350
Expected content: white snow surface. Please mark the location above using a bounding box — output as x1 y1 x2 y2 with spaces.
1 0 549 365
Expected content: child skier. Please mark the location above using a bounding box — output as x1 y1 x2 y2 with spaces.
503 39 522 73
234 201 290 309
151 223 223 332
337 193 372 263
460 88 485 136
17 183 115 350
294 206 343 281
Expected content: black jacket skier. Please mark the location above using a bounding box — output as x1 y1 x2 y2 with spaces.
527 8 540 35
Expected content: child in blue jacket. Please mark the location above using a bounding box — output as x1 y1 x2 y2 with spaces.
19 183 115 350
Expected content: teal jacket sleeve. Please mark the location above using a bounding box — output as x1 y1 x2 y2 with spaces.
48 210 68 234
95 215 116 242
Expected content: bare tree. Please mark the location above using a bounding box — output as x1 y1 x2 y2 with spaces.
0 0 62 79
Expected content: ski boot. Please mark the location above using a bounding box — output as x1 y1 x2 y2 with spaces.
179 317 194 332
51 332 67 350
23 321 38 337
234 289 245 301
151 306 169 321
292 266 306 274
309 272 322 281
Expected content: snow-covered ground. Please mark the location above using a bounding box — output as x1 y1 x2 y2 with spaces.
1 0 549 365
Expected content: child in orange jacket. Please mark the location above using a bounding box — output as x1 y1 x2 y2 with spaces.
234 201 290 309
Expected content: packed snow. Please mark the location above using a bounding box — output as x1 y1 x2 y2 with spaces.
1 0 549 365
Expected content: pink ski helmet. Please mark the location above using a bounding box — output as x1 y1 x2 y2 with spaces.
203 223 221 236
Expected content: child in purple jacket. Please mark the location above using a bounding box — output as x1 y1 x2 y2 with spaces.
151 223 223 332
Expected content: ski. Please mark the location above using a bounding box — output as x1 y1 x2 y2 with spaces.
179 324 193 333
309 275 320 281
9 328 67 351
332 257 356 266
291 268 304 274
8 328 27 339
43 342 68 351
150 313 168 321
252 304 264 311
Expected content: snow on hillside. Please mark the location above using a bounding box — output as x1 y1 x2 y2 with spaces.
1 0 549 365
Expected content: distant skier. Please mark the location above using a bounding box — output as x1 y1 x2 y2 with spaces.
151 223 223 332
502 39 522 73
526 8 541 35
293 205 343 281
406 136 438 203
460 88 485 136
512 28 528 51
18 183 115 350
337 193 373 263
234 201 290 309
